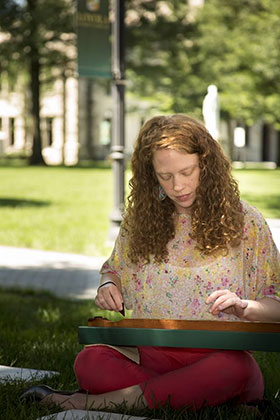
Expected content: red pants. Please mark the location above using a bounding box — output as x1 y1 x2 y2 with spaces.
74 346 264 410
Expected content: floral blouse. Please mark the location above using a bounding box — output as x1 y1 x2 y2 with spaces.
100 201 280 321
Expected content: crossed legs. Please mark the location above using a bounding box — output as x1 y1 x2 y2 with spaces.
43 345 264 410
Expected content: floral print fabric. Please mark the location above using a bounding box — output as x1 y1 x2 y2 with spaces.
100 202 280 321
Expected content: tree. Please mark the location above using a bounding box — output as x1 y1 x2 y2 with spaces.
125 0 203 117
126 0 280 128
0 0 75 165
192 0 280 127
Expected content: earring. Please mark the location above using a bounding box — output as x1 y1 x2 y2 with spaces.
158 185 167 201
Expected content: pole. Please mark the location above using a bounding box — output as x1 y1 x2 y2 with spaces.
108 0 125 243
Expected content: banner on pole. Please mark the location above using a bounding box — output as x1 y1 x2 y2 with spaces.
77 0 111 78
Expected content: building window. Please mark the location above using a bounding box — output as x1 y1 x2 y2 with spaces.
46 117 53 146
262 124 270 162
9 117 15 146
245 126 250 147
100 118 111 147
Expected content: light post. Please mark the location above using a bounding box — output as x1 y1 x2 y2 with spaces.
108 0 125 243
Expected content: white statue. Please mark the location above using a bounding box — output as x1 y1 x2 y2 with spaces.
202 84 220 140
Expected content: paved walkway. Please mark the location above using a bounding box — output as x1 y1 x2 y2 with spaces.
0 219 279 300
0 247 105 299
266 218 280 250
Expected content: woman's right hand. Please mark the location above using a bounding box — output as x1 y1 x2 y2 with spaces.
95 283 124 312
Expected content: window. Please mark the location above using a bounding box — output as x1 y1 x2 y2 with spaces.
46 118 53 146
9 118 15 146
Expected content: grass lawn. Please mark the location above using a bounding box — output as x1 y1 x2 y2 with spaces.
234 169 280 219
0 164 279 257
1 288 279 420
0 163 114 257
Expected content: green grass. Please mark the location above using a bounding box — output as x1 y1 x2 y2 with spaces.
0 165 279 257
234 169 280 218
0 164 114 257
0 288 279 420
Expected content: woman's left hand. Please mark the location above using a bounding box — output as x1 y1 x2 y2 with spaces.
206 289 248 319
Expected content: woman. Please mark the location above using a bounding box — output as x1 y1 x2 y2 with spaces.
21 114 280 411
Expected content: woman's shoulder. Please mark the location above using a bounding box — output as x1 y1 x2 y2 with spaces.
241 200 266 224
241 200 271 238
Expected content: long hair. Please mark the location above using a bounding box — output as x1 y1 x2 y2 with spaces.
122 114 244 264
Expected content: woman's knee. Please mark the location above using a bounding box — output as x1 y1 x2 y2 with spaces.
74 346 122 392
227 351 262 381
211 350 264 402
232 351 264 402
74 345 123 373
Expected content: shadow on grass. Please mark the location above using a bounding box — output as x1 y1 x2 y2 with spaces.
0 198 51 208
0 157 113 170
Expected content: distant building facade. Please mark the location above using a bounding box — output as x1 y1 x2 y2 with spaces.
219 120 280 167
0 72 154 165
0 72 279 166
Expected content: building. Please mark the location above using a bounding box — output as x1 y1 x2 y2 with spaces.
1 75 279 166
0 71 155 165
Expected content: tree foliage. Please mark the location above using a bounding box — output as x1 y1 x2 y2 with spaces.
125 0 203 118
0 0 75 164
126 0 280 127
194 0 280 126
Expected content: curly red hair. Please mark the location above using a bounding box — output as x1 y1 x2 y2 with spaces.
122 114 244 264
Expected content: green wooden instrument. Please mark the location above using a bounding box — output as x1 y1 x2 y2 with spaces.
78 318 280 352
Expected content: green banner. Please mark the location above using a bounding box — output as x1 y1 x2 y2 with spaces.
77 0 111 78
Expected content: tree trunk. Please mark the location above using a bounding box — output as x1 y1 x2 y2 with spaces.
227 119 235 162
29 56 45 165
86 78 94 159
28 0 45 166
62 71 67 164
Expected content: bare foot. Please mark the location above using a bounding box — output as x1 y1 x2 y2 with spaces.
41 393 76 409
42 392 117 410
41 385 147 410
